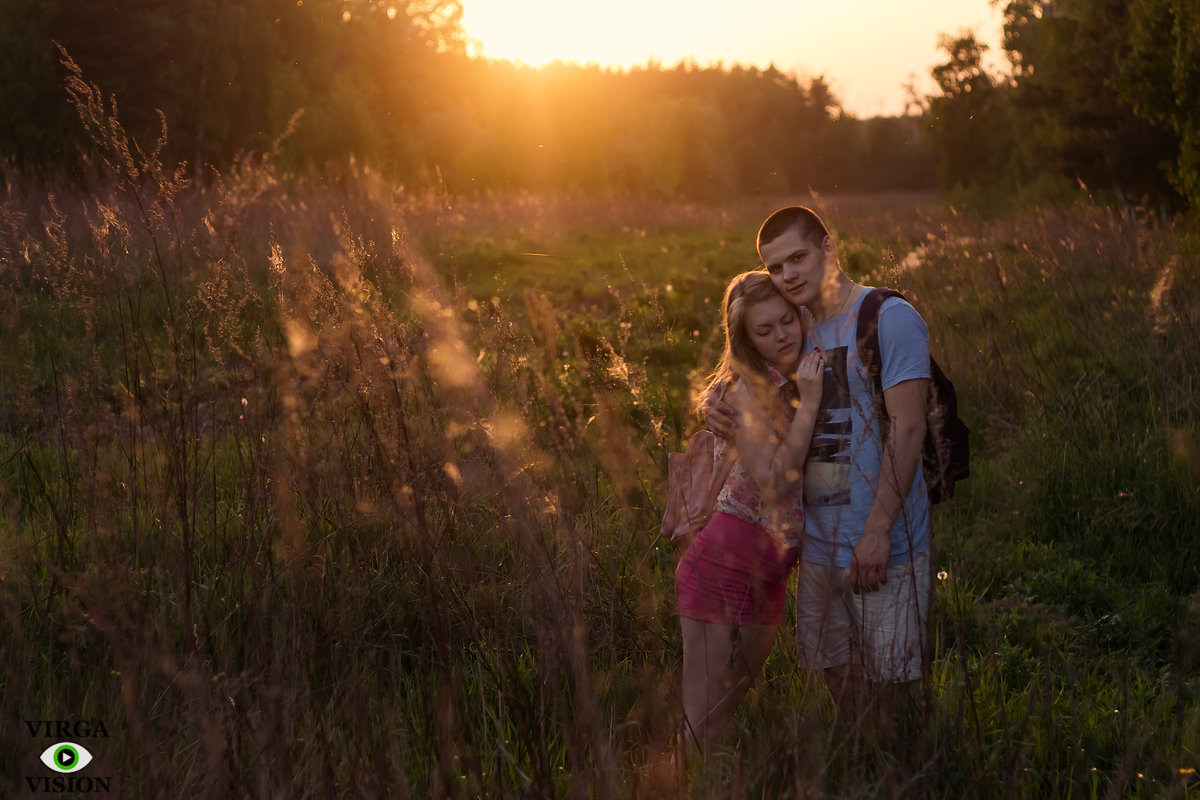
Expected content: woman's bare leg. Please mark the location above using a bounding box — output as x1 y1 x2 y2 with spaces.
680 618 779 756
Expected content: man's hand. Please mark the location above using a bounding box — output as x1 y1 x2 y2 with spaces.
849 528 889 593
702 380 738 439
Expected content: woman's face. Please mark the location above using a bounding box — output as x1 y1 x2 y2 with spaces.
743 293 803 373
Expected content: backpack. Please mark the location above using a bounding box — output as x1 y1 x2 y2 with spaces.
660 430 737 546
856 288 970 504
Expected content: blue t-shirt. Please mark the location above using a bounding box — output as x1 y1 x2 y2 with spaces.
801 290 932 567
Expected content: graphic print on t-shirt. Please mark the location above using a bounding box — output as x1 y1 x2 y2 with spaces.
805 345 852 507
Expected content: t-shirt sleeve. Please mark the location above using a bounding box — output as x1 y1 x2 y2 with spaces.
878 298 930 391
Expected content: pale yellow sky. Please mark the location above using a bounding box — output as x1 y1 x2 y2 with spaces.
460 0 1006 117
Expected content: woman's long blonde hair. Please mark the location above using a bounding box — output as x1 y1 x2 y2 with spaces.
694 271 801 434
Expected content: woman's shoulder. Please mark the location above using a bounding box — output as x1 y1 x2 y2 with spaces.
725 375 758 408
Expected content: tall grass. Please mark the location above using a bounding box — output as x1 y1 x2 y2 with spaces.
2 63 1199 798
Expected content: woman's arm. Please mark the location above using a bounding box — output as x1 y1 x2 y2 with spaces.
725 380 781 497
727 352 824 503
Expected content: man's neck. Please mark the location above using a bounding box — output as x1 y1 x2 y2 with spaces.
810 276 858 324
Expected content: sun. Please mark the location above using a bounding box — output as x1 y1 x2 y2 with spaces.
460 0 692 69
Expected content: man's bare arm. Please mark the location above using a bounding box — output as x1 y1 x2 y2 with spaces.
850 377 928 593
701 380 738 439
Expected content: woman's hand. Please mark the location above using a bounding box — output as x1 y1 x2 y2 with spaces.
794 350 824 408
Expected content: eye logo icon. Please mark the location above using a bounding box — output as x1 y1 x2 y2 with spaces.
40 742 93 773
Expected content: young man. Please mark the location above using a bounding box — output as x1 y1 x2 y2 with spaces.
707 206 933 706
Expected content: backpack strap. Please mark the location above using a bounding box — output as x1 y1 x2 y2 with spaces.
856 287 971 503
855 287 904 421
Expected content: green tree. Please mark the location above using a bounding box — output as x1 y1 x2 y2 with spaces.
925 33 1012 189
3 0 469 174
0 0 74 166
1118 0 1200 208
52 0 260 169
998 0 1179 203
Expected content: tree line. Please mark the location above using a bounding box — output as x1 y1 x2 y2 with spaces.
930 0 1198 212
1 0 1196 210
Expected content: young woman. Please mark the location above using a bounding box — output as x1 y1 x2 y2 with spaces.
675 270 823 755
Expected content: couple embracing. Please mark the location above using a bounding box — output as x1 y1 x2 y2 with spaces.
674 206 934 756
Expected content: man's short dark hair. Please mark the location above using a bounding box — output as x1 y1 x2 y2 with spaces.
756 206 830 257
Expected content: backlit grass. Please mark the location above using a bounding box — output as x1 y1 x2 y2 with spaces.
2 68 1198 798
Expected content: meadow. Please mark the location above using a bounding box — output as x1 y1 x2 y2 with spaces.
2 76 1200 799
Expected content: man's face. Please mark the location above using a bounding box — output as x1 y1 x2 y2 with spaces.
759 229 833 309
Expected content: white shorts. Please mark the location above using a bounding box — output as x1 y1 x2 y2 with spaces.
795 550 932 683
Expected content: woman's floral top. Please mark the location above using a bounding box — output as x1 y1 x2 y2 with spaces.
713 367 806 547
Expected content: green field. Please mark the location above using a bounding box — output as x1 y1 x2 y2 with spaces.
2 97 1199 798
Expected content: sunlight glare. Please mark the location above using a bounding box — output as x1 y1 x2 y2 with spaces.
463 0 678 68
460 0 1004 116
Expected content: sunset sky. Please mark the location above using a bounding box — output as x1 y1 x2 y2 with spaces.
460 0 1006 118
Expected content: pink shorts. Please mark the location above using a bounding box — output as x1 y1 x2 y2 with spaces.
675 512 801 626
